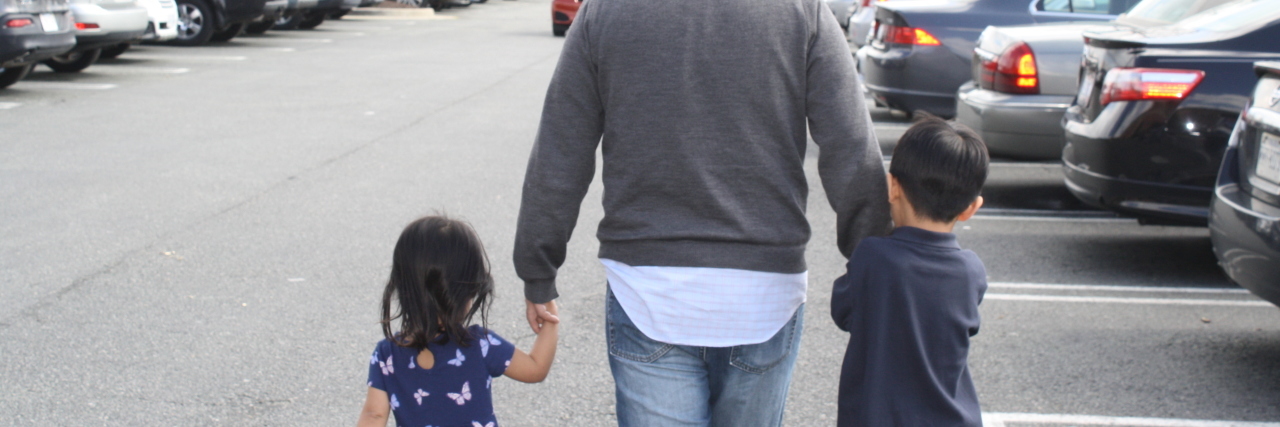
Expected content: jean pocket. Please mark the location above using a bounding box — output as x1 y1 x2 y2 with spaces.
606 291 674 363
729 306 803 374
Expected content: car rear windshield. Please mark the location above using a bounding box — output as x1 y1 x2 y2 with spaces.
1122 0 1236 24
1170 0 1280 31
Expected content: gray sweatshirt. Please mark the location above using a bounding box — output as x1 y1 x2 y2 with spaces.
514 0 891 303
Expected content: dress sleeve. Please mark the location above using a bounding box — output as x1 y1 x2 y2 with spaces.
368 341 388 391
480 329 517 378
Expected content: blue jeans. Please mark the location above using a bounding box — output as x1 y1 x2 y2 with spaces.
606 287 804 427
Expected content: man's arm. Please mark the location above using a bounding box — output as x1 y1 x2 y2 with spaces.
805 4 892 258
513 1 604 311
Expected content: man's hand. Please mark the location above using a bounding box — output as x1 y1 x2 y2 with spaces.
526 299 561 334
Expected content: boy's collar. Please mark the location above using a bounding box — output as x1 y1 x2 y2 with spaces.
888 226 960 249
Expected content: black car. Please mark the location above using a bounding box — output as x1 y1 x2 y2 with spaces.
1 0 75 88
1061 0 1280 225
858 0 1137 118
170 0 268 45
1209 61 1280 307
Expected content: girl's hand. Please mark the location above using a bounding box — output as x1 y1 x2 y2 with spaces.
525 299 561 334
508 301 560 383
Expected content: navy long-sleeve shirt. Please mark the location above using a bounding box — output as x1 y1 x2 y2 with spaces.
831 226 987 427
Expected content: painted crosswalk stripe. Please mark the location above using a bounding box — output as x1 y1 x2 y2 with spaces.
984 293 1271 307
238 37 332 43
989 282 1250 294
89 66 190 74
983 412 1280 426
12 82 116 90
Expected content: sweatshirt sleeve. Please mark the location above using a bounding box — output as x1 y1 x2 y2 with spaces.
831 239 875 331
805 2 892 258
513 2 604 303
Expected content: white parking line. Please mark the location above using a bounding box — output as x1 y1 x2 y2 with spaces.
983 412 1280 426
0 102 20 109
12 82 116 90
990 282 1250 294
119 54 248 61
89 65 190 74
239 37 332 43
985 293 1271 307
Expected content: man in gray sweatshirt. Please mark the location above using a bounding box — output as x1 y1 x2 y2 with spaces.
513 0 890 424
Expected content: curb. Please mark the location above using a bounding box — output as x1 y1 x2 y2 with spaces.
348 7 436 16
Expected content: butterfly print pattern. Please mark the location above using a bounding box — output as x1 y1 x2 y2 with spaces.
472 422 495 427
413 389 429 405
390 393 400 410
409 356 416 370
447 381 472 405
447 349 465 367
379 355 394 375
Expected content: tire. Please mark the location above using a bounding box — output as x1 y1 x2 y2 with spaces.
298 14 324 29
274 13 304 30
43 49 101 73
99 43 130 59
244 19 274 34
328 9 348 18
171 0 216 46
553 23 568 37
0 64 33 89
209 22 245 42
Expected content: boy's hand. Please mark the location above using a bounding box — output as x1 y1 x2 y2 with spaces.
526 299 561 334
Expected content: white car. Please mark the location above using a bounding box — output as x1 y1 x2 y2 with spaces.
43 0 148 72
99 0 178 58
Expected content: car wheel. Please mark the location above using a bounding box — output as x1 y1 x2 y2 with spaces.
43 49 102 73
0 64 33 89
428 0 444 11
274 12 304 30
171 0 216 46
244 19 274 34
99 43 130 59
553 23 568 36
328 9 349 19
298 13 324 29
209 22 245 42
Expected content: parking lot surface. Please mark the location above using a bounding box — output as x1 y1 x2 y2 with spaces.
2 1 1279 425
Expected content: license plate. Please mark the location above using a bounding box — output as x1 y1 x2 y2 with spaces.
39 13 58 32
1076 72 1095 106
1257 133 1280 189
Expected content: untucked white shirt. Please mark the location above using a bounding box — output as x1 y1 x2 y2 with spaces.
601 258 807 347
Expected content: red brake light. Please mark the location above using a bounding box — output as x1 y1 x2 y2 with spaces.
75 22 99 30
861 0 872 7
978 42 1039 95
6 18 34 28
1099 68 1205 106
881 24 940 46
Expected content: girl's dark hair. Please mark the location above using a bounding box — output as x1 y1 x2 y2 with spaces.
381 215 494 350
889 113 990 223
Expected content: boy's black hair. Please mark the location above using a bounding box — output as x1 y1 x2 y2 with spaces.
381 215 494 350
889 114 989 223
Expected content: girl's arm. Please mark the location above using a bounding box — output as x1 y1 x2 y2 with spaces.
504 300 560 383
356 387 391 427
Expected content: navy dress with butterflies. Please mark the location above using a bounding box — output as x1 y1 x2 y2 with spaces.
368 325 516 427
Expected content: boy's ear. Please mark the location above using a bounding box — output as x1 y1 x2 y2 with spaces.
887 173 902 203
955 196 984 222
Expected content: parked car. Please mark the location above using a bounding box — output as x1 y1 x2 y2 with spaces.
1210 61 1280 307
169 0 268 45
1062 0 1280 225
825 0 856 30
846 0 888 48
858 0 1138 118
43 0 148 72
99 0 182 59
551 0 578 36
955 0 1232 159
1 0 75 88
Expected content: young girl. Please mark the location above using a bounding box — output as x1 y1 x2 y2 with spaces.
357 216 559 427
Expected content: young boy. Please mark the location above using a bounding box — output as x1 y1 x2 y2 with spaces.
831 116 989 427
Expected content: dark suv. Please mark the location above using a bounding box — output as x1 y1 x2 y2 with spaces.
169 0 268 45
1 0 76 88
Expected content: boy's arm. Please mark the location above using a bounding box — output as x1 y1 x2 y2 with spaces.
505 301 560 383
830 245 875 331
356 387 390 427
805 3 891 258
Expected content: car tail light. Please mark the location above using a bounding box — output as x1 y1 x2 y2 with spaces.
1100 68 1205 106
6 18 33 28
879 23 940 46
978 42 1039 95
75 22 99 30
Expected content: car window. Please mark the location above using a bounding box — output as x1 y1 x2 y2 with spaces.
1037 0 1141 14
1122 0 1236 24
1173 0 1280 31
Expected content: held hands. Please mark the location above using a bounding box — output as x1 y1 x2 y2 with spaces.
525 299 561 334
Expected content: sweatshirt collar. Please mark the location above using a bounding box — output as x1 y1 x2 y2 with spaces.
888 226 960 249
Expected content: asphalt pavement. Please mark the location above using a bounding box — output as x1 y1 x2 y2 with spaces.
2 1 1279 425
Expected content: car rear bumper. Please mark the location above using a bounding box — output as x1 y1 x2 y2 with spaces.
552 0 578 25
857 43 968 118
0 12 76 65
955 82 1071 160
1210 146 1280 306
1062 141 1212 225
